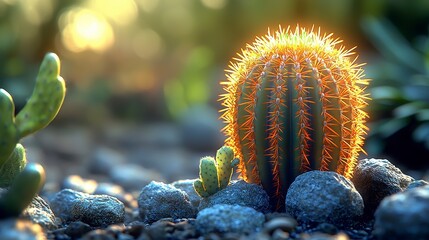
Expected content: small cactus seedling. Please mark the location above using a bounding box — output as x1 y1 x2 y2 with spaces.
220 26 369 209
0 52 65 218
194 146 238 197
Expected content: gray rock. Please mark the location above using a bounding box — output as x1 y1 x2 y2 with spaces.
137 181 196 223
0 219 47 240
198 180 271 214
89 147 126 175
49 189 86 222
50 189 125 226
171 179 201 208
109 164 166 192
374 185 429 240
94 182 137 208
70 194 125 227
286 171 363 226
64 221 92 239
406 179 428 190
22 196 58 230
351 158 414 216
196 204 265 235
62 175 98 194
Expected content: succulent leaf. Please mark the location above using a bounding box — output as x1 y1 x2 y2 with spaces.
16 53 66 138
216 146 234 189
0 89 19 167
193 179 210 198
0 162 45 218
199 156 219 195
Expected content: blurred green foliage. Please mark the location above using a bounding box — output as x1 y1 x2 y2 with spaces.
363 17 429 168
0 0 429 165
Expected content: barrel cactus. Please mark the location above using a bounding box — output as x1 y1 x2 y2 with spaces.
219 26 369 209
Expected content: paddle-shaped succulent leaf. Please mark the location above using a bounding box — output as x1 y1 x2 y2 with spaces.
0 162 45 218
16 52 66 138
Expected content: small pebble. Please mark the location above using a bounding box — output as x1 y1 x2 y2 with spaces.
196 204 265 235
406 179 428 190
70 194 125 227
264 217 297 234
272 229 289 240
81 229 115 240
22 195 58 230
138 181 196 223
171 179 202 208
49 189 86 222
313 223 338 235
199 180 271 213
0 219 47 240
64 221 92 238
49 188 125 227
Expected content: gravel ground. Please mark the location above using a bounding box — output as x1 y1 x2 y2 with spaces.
3 121 428 240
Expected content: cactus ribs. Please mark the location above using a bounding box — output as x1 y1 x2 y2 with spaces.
220 26 369 209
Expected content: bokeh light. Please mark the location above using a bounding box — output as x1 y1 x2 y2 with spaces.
84 0 138 26
132 28 163 60
200 0 226 10
59 8 114 53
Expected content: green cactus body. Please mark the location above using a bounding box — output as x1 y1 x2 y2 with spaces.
193 179 210 198
0 89 19 166
198 156 219 195
216 146 235 189
220 26 369 209
0 144 27 187
0 162 45 218
16 53 66 138
0 52 65 217
194 146 236 197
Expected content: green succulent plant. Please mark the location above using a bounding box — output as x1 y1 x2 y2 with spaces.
220 26 369 209
0 52 66 218
194 146 239 197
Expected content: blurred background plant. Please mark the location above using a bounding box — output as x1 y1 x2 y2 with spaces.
0 0 429 179
363 17 429 169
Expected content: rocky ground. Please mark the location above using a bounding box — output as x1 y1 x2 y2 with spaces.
1 117 429 240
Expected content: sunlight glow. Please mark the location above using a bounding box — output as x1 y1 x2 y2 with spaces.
85 0 138 26
60 8 114 53
137 0 159 13
201 0 226 9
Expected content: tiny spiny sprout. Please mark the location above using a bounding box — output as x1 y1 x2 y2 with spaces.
194 146 237 197
219 25 369 209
